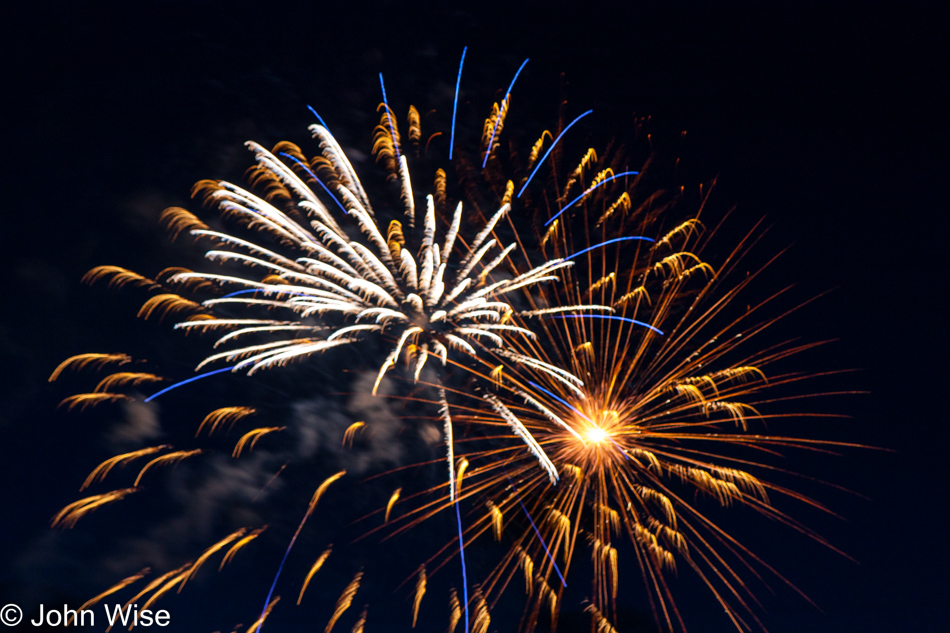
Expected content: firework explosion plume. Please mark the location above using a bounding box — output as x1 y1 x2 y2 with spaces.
47 55 851 633
401 131 860 631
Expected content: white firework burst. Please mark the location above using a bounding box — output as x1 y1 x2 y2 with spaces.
159 124 609 399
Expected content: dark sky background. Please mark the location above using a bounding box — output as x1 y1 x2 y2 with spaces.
1 2 947 632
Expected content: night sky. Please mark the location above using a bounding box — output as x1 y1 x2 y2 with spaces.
1 2 947 632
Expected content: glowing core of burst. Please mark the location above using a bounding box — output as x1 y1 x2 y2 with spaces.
586 426 609 444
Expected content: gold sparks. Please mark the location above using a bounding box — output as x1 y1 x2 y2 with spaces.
298 546 333 605
385 488 401 523
632 523 676 571
82 266 158 291
635 488 675 527
588 168 615 191
102 565 184 632
387 220 405 256
680 366 767 392
490 364 504 383
219 527 266 570
651 251 709 278
196 406 256 436
562 147 598 200
433 168 447 209
481 99 510 164
140 569 191 620
407 105 422 148
343 421 365 448
81 445 170 491
702 401 760 430
233 427 285 458
537 577 558 622
546 507 571 542
447 588 462 633
310 471 346 514
325 570 362 633
471 589 490 633
246 147 296 205
596 191 632 226
456 458 470 494
68 568 149 625
49 353 131 382
137 294 204 321
134 449 202 486
159 207 208 240
501 179 515 208
655 218 704 249
94 372 163 393
51 488 137 529
183 528 248 587
245 596 279 633
350 606 368 633
587 272 616 295
57 392 131 412
613 285 651 308
526 130 553 173
373 106 401 177
411 565 426 627
584 604 619 633
518 547 534 594
574 341 595 363
111 564 188 631
541 218 559 249
590 536 619 599
487 501 503 541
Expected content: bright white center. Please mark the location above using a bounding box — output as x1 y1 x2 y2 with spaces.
587 426 608 443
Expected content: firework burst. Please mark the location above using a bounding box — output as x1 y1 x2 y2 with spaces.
86 123 598 397
47 57 607 631
47 56 852 633
403 151 859 631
